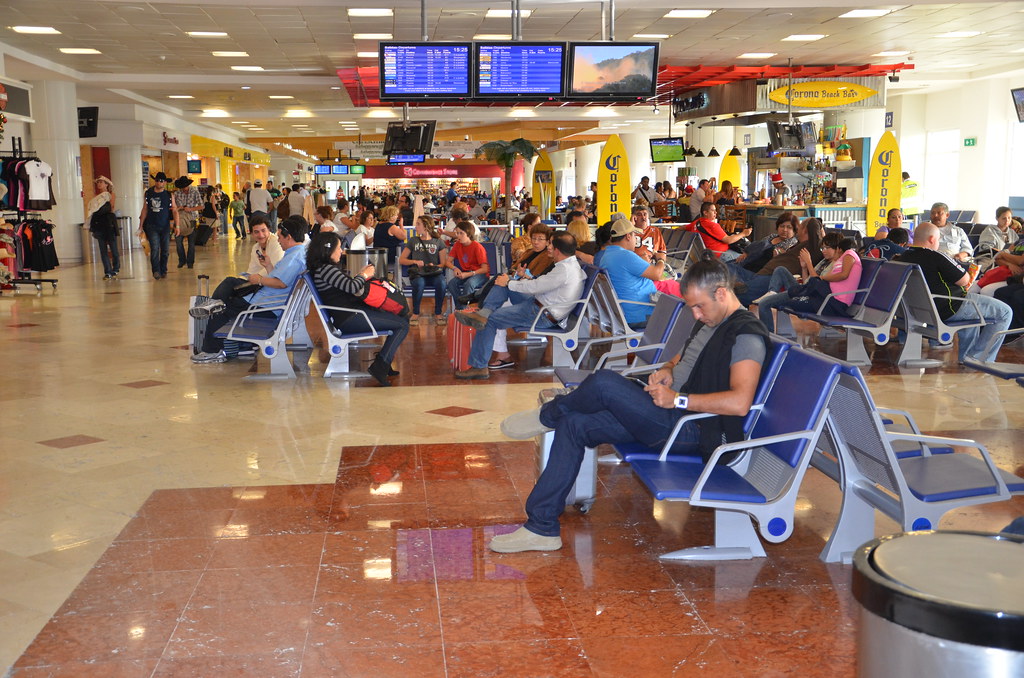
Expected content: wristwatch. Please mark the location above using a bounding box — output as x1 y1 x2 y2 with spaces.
673 393 689 410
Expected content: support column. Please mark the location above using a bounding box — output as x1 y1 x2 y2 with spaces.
109 144 144 240
29 80 83 262
575 143 601 197
619 133 653 188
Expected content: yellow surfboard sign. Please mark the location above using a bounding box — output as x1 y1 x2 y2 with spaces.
718 153 742 193
768 81 877 108
597 134 631 225
532 150 555 221
866 130 901 237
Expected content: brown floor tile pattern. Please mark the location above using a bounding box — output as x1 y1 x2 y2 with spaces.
120 380 170 389
36 434 105 449
426 406 484 418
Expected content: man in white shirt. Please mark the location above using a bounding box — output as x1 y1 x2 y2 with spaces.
467 197 487 222
454 232 586 379
929 202 973 261
632 176 659 205
689 179 710 220
248 180 273 218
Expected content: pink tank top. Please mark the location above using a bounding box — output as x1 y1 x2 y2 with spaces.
830 251 863 305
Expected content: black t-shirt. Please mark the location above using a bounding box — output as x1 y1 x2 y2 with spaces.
143 188 173 229
399 207 415 228
373 222 405 263
895 246 967 320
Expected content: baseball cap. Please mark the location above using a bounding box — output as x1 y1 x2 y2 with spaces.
610 218 643 238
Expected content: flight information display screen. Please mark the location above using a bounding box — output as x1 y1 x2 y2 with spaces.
379 42 472 100
475 42 565 98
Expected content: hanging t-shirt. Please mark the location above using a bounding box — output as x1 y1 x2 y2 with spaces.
144 188 174 229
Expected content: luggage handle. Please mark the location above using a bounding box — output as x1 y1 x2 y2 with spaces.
197 274 210 296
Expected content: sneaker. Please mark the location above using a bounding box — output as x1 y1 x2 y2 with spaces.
500 408 552 439
455 310 490 330
189 299 226 319
409 315 419 326
102 274 111 280
437 315 448 326
750 292 772 304
489 527 562 553
455 367 490 380
191 350 227 364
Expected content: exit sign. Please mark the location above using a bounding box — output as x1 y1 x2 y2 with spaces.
964 137 978 147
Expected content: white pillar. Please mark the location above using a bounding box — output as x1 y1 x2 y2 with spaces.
109 144 144 237
619 133 653 188
29 80 83 262
575 143 602 197
523 155 537 193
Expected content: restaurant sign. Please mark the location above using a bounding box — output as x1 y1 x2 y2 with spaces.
768 81 877 108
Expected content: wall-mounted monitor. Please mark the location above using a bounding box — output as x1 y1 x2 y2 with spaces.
186 159 203 174
332 165 350 174
349 165 366 175
383 120 437 155
566 42 659 100
388 154 426 165
650 137 684 163
1012 87 1024 124
313 164 331 175
474 42 565 99
766 121 816 155
378 42 472 101
77 106 99 138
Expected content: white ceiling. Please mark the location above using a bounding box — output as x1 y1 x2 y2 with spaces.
2 0 1023 148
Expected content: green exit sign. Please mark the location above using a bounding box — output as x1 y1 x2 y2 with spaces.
964 137 978 147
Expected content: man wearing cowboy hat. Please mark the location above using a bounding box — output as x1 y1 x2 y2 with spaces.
138 172 177 279
173 175 203 269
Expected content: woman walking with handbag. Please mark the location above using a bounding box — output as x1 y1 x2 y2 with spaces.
173 176 203 268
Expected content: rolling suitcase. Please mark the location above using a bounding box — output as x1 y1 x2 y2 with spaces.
188 274 211 355
195 220 214 246
536 388 597 513
447 320 476 371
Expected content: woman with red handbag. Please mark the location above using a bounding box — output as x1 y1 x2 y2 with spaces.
307 231 410 386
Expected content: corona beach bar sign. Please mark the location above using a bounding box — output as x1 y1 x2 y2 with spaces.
598 134 630 225
769 81 877 108
867 131 902 236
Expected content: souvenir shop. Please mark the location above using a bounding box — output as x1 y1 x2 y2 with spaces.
0 137 60 293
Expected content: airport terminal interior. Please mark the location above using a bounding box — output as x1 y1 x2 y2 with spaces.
1 0 1024 676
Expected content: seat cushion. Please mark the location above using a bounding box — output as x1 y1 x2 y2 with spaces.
899 454 1001 502
630 459 767 503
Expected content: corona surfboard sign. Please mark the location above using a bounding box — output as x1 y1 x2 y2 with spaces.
768 81 877 108
532 151 554 220
597 134 631 225
866 130 902 237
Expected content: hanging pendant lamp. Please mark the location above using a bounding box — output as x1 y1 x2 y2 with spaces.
707 147 721 157
728 146 742 156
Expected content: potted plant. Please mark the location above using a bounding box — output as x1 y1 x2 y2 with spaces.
476 138 537 223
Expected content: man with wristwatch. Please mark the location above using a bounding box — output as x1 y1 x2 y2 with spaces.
490 254 771 554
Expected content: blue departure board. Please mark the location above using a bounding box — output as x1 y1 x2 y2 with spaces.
475 43 565 98
388 154 426 164
379 42 472 100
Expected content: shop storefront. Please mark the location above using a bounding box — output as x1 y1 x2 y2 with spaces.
190 136 271 196
359 163 505 197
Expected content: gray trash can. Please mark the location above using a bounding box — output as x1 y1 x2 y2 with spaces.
346 248 388 279
853 530 1024 677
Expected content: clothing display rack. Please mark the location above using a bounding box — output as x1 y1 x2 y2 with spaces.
0 136 59 293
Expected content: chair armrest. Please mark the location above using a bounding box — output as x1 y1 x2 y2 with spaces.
569 332 644 368
690 428 816 502
224 303 289 337
618 299 656 308
814 287 871 314
928 293 984 323
315 304 383 337
876 407 922 434
594 341 667 370
975 326 1024 359
657 412 718 460
885 432 1009 492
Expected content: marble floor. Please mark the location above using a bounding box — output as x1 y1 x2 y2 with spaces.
1 235 1022 676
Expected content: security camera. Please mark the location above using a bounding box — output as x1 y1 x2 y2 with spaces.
652 106 661 115
464 134 470 141
888 74 900 83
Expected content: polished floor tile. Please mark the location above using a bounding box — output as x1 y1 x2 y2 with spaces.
3 243 1023 676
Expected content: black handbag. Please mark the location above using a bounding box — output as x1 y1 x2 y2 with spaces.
408 263 442 280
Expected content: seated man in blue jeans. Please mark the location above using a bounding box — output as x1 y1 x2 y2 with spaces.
454 232 586 380
490 255 770 553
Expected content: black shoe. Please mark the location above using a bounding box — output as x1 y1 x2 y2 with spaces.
368 357 391 386
374 352 399 376
457 293 476 306
178 262 186 268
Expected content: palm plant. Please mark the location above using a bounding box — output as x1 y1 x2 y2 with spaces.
476 138 538 218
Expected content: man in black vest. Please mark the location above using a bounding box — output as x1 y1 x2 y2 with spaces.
491 255 771 553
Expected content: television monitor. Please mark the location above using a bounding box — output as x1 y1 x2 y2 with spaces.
378 42 472 101
1012 87 1024 124
566 42 659 100
186 159 202 174
649 137 684 163
313 164 331 175
332 165 350 175
766 121 816 154
77 106 99 138
349 165 366 175
474 42 566 99
388 154 426 165
383 120 437 155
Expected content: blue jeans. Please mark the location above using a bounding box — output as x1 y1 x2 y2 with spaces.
175 230 196 267
219 211 229 235
409 273 446 315
768 267 798 293
144 226 170 276
727 262 771 306
268 208 278 232
481 284 531 312
96 232 119 276
335 309 410 364
468 297 553 368
446 273 487 310
949 294 1013 362
525 370 699 536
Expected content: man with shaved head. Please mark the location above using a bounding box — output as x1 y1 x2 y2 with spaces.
895 222 1012 363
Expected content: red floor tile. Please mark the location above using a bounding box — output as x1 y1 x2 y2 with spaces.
119 380 169 388
165 601 311 659
36 434 104 449
444 639 592 678
426 406 483 417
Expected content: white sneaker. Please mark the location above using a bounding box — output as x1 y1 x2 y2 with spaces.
500 408 552 440
191 350 227 364
750 293 772 304
189 299 225 319
489 527 562 553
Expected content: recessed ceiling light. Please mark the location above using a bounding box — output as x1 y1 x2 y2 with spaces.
338 121 356 124
474 34 512 40
738 52 777 58
201 109 230 117
11 26 61 34
347 8 393 17
186 31 228 37
231 66 264 71
284 109 313 118
330 86 342 90
212 51 249 57
356 51 378 58
268 95 294 99
486 9 532 17
783 34 826 41
508 109 537 118
366 109 398 118
937 31 982 38
60 47 101 54
248 128 265 131
582 108 618 118
664 9 714 18
353 33 392 40
240 86 251 90
167 95 194 99
839 9 891 18
232 121 250 124
874 50 911 57
633 34 670 39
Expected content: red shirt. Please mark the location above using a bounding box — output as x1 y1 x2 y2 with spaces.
450 241 488 274
687 218 729 255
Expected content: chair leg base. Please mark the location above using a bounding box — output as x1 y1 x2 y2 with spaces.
597 452 623 464
659 546 760 561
